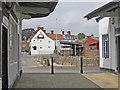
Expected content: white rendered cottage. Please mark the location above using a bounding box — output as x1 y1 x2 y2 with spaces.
30 28 55 55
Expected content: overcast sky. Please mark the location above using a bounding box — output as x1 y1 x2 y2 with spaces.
22 2 109 37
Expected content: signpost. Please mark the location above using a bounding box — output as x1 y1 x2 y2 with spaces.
51 56 54 74
80 46 83 74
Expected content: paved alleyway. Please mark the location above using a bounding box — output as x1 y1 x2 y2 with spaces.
15 73 119 89
16 53 118 89
15 74 100 88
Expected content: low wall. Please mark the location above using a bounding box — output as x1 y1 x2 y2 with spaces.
21 53 99 67
53 55 99 67
21 53 51 66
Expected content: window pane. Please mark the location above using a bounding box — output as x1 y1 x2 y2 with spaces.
102 34 109 58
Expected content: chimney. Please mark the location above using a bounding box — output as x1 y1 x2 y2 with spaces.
43 30 46 33
67 31 71 35
61 30 62 34
37 26 41 31
91 34 94 37
51 30 54 34
62 31 64 35
40 27 44 31
75 39 79 43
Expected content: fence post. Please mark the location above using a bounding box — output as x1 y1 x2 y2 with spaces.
81 56 83 74
51 56 54 74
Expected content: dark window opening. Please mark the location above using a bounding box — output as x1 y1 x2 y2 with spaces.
33 46 37 50
48 46 50 48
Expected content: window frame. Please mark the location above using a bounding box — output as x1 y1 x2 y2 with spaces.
102 34 109 58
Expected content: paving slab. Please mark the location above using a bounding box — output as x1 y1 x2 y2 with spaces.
15 73 100 88
50 74 100 88
83 73 118 88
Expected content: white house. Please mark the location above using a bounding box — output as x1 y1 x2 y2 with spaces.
30 28 55 55
30 27 83 56
30 27 65 55
84 1 120 73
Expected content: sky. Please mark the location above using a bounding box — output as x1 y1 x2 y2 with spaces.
22 2 109 37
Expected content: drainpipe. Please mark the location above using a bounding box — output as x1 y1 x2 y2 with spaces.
56 18 57 53
0 1 2 78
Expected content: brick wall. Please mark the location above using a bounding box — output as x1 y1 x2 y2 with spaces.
53 55 99 67
60 50 73 55
54 50 73 56
84 44 99 57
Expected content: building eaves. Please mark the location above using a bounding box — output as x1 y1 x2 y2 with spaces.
60 41 83 46
85 37 99 45
84 2 119 20
18 2 58 18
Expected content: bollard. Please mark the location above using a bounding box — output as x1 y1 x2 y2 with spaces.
81 56 83 74
51 56 54 74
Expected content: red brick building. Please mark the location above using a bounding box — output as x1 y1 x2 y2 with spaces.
84 37 99 57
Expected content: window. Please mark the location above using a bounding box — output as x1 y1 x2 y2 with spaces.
48 46 50 48
33 46 37 50
102 34 109 58
37 34 44 39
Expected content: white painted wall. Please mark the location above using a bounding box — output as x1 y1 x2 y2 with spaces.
99 17 110 69
99 17 118 72
8 16 21 88
31 29 55 55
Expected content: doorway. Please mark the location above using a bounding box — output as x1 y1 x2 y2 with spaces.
2 26 8 89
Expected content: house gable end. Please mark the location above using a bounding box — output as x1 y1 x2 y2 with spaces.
31 29 54 43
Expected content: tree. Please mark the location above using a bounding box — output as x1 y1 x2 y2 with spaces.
78 33 86 40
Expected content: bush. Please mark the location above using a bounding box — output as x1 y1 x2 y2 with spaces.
25 49 29 52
